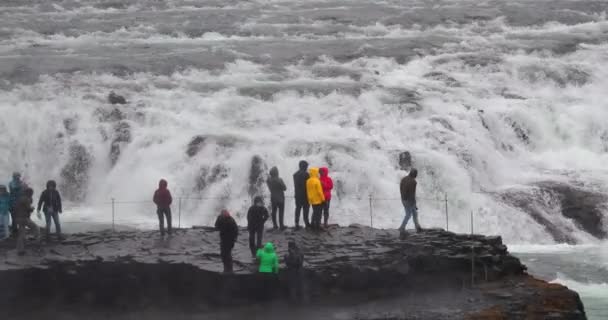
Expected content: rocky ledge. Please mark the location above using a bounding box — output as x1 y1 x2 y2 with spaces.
0 226 586 320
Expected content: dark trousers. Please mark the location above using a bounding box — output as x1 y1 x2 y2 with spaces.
249 226 264 256
271 201 285 229
287 269 304 302
258 272 278 300
322 200 331 226
220 241 234 273
294 200 310 228
9 209 17 235
311 204 323 229
44 210 61 236
157 207 172 236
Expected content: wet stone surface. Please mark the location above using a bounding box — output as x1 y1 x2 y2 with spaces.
0 225 586 319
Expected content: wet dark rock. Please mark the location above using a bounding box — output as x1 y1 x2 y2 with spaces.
0 226 585 319
63 118 77 135
94 107 125 122
423 71 460 87
249 155 267 198
195 164 229 192
60 142 91 202
398 151 412 171
108 92 127 105
519 65 590 88
186 135 206 157
537 181 607 239
498 181 608 242
430 116 455 131
109 121 132 166
504 116 530 145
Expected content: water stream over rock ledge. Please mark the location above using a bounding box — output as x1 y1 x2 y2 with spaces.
0 226 586 319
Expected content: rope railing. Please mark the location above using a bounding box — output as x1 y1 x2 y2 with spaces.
92 193 457 232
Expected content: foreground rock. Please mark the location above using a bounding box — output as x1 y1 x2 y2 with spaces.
0 226 586 319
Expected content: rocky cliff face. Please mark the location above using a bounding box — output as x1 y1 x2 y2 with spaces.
0 226 586 319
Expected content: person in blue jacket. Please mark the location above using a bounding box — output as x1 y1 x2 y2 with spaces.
0 185 10 240
8 172 24 235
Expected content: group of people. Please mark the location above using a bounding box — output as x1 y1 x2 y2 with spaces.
0 172 65 254
150 160 422 301
271 160 334 231
214 208 304 300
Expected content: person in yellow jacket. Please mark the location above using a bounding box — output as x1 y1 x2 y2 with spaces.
306 167 325 230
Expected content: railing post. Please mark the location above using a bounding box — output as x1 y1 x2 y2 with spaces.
368 194 373 228
444 193 449 231
178 197 182 229
111 198 115 232
470 210 475 287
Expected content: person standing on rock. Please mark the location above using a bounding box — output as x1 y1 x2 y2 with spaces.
0 185 10 240
215 209 239 273
293 160 310 229
285 240 305 302
256 242 279 300
247 196 269 257
319 167 333 228
399 168 422 235
153 179 173 237
37 180 64 240
8 172 25 236
267 167 287 230
306 167 325 230
15 187 40 255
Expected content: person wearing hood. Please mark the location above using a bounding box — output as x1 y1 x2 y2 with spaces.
285 240 305 302
293 160 310 229
37 180 64 240
8 172 24 235
306 167 326 230
319 167 334 228
15 187 40 255
153 179 173 237
256 242 280 300
247 196 269 256
215 209 239 273
267 167 287 230
0 185 10 240
399 169 422 235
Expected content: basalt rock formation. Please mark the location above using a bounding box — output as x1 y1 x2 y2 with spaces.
0 226 586 319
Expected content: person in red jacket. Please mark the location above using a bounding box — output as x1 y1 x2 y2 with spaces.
319 167 333 228
153 179 173 237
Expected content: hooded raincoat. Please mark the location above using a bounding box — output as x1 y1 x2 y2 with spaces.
267 167 287 204
153 179 173 208
256 242 279 274
319 167 333 201
306 168 325 206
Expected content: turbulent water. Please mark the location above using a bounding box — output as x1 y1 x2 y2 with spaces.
1 0 607 316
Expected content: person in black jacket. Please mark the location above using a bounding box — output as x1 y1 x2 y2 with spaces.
285 240 305 302
247 196 269 257
293 160 310 229
215 209 239 273
267 166 287 230
37 180 63 240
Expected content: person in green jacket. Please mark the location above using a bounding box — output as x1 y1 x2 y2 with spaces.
256 242 279 274
256 242 279 300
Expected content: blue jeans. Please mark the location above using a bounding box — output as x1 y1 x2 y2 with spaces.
399 201 420 231
44 210 62 236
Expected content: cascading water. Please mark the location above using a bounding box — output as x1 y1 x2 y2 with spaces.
1 0 607 317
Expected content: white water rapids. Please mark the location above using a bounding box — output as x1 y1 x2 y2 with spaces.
0 0 607 317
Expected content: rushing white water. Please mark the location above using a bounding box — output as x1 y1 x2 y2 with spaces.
1 0 608 313
1 0 607 238
513 243 608 320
